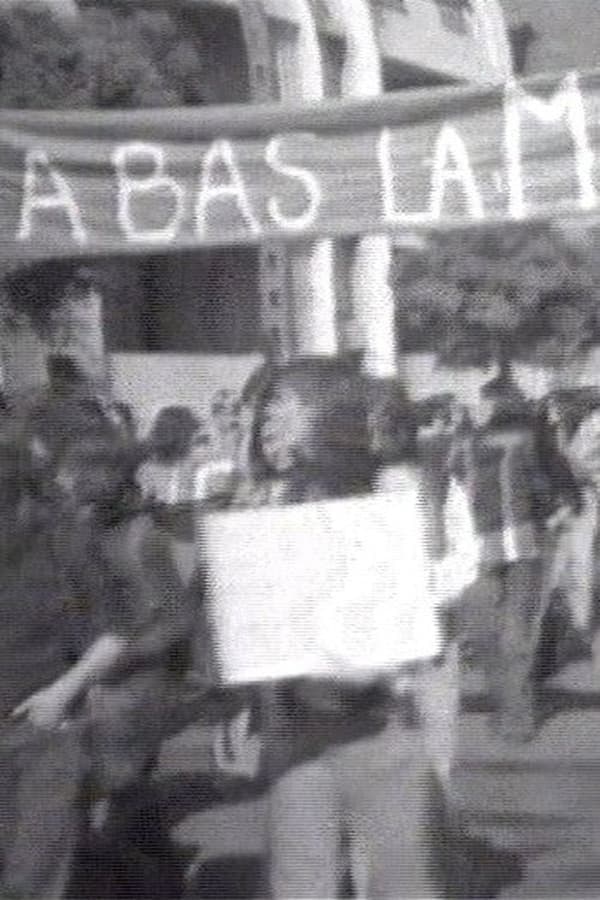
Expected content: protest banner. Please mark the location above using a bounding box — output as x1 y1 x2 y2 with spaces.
199 490 441 684
1 67 600 261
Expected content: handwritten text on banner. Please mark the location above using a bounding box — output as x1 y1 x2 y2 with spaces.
1 69 600 260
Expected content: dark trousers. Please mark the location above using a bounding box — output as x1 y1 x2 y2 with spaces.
0 721 85 899
481 559 544 738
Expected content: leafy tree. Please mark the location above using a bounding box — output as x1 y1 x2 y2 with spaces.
393 222 600 372
0 2 205 329
0 3 205 108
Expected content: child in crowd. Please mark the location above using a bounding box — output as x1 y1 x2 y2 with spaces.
138 405 201 506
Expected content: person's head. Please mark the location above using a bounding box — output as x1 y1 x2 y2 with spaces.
417 393 456 441
148 405 200 464
366 378 418 467
56 435 138 508
475 369 530 431
47 354 87 394
246 357 377 499
105 402 138 449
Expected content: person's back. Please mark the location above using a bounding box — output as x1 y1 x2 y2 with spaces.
453 384 551 741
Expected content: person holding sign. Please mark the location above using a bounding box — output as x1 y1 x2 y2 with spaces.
200 358 478 899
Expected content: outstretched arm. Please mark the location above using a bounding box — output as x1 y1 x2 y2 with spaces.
13 633 128 729
15 522 193 728
102 523 194 681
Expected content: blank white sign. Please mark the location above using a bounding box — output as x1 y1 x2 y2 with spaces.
199 489 442 685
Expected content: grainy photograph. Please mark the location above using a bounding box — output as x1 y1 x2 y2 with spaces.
0 1 599 897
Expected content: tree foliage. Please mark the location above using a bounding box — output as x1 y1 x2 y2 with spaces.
0 3 205 108
0 2 206 329
393 222 600 369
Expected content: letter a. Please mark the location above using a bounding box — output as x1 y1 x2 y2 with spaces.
429 125 484 220
18 150 87 244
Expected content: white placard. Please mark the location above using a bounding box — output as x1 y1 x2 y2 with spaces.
199 489 442 684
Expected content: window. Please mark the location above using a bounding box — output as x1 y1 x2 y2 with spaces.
103 250 261 355
433 0 472 35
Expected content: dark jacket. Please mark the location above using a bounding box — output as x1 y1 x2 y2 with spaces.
54 499 192 790
0 500 69 719
55 501 191 678
451 425 551 568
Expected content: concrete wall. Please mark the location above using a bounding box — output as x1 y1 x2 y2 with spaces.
375 0 512 85
108 351 262 436
501 0 600 76
264 0 512 85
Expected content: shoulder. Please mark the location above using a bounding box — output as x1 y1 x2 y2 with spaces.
103 513 161 566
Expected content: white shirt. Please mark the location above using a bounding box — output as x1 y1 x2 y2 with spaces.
376 465 478 611
193 458 236 502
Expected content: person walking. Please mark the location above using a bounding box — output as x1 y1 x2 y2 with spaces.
451 373 555 742
138 405 201 507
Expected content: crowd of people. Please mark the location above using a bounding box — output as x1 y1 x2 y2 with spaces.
0 350 600 898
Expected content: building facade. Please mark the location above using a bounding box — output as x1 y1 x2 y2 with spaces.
0 0 513 407
103 0 512 370
500 0 600 78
